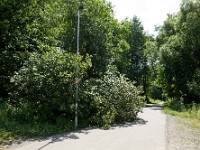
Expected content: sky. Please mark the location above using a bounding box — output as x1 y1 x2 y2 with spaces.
108 0 182 35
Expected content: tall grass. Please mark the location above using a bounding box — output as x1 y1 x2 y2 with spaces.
0 101 74 148
147 97 163 104
163 100 200 120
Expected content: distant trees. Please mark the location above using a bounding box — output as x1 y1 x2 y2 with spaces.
113 16 148 99
125 16 146 84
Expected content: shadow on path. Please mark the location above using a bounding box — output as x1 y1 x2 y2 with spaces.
110 118 148 130
7 130 89 150
145 103 163 110
35 130 89 150
36 116 147 149
9 103 163 150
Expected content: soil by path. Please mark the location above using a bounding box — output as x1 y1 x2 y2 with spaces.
8 103 166 150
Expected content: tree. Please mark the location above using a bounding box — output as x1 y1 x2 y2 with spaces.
144 36 161 101
125 16 146 85
112 19 131 75
0 0 60 98
156 0 200 103
57 0 118 78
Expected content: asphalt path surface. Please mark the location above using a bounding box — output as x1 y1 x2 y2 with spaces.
9 103 166 150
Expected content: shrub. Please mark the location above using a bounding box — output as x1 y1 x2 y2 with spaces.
9 49 91 123
80 69 145 129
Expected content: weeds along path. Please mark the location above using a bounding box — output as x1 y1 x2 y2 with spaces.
9 103 166 150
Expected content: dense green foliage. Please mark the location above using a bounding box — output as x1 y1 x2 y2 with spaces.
80 66 145 129
0 0 59 98
1 0 200 144
9 50 91 123
0 0 147 142
156 0 200 103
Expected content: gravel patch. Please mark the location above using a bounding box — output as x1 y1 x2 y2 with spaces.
166 115 200 150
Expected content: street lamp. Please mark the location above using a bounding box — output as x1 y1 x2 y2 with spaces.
75 5 85 129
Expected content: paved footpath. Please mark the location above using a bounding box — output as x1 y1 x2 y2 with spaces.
9 103 166 150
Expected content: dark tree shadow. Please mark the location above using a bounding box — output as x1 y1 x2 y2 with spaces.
7 104 163 149
110 118 148 130
5 130 90 150
145 103 163 110
34 130 91 150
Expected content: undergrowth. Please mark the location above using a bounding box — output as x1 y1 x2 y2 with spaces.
0 102 74 149
163 99 200 128
147 97 163 104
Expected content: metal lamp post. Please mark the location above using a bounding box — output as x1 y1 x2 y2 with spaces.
75 6 85 129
